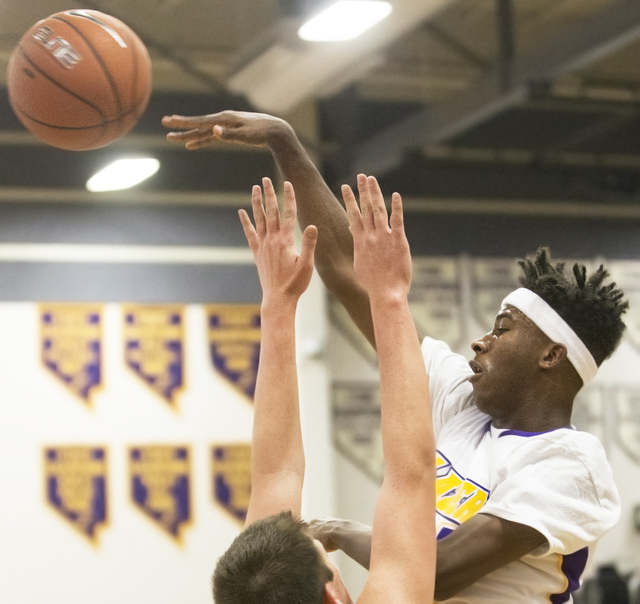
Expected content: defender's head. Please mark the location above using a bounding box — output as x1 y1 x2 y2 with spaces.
469 248 628 419
213 511 346 604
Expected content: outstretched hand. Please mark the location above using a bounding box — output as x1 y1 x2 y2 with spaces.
162 110 293 150
342 174 412 301
239 178 317 304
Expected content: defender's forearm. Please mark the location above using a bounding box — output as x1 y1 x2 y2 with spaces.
371 294 434 478
251 301 304 484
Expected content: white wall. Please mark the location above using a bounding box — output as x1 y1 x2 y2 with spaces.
0 273 335 604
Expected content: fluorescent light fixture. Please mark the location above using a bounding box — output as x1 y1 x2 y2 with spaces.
87 158 160 192
298 1 392 42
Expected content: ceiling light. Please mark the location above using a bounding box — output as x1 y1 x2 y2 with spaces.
87 158 160 192
298 1 392 42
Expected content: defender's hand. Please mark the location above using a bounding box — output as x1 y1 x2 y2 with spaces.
162 110 293 150
308 517 374 570
342 174 412 301
239 177 317 304
308 517 344 552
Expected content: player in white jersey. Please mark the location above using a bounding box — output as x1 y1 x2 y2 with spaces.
163 111 628 603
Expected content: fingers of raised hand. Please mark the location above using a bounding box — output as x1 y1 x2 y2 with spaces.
161 115 201 129
342 184 362 232
280 181 297 233
299 225 318 268
162 112 235 146
262 177 281 232
162 114 208 126
165 128 216 151
356 174 375 228
162 112 230 130
367 175 389 230
238 209 259 252
250 185 267 236
389 192 404 231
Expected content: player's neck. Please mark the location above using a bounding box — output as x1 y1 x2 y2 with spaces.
490 395 574 431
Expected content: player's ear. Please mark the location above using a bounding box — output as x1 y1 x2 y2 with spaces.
539 342 567 370
323 583 343 604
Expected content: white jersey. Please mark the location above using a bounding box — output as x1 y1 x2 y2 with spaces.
423 337 620 604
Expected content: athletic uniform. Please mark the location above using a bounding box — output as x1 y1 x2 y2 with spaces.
423 337 620 604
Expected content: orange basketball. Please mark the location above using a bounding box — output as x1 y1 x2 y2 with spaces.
6 9 152 151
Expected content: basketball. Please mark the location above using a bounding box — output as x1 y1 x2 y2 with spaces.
6 10 152 151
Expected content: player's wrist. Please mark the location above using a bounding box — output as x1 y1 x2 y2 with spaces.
268 121 303 158
368 289 410 308
260 295 299 316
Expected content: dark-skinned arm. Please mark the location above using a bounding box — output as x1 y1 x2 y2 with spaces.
433 513 547 601
267 124 376 348
311 512 546 600
162 110 376 348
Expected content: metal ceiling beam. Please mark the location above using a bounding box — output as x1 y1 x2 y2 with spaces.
81 0 229 93
227 0 457 114
421 22 489 71
346 0 640 179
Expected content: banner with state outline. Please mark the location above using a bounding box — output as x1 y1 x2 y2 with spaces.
40 304 103 404
123 305 185 407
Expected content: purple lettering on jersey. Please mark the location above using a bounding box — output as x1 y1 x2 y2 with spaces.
550 547 588 604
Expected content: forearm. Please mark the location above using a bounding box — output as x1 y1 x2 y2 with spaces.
433 514 547 601
268 127 353 272
267 127 375 345
251 300 304 481
371 294 433 476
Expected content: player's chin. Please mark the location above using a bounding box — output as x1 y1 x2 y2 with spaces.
470 384 491 412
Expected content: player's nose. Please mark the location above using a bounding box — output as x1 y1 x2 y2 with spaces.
471 333 490 354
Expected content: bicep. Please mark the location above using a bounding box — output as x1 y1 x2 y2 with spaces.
244 473 303 527
434 513 547 601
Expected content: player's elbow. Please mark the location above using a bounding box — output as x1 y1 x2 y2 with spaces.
384 464 435 498
389 449 436 482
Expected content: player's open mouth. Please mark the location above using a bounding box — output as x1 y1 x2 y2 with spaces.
468 360 483 382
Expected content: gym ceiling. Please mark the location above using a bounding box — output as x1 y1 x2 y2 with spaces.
1 0 640 218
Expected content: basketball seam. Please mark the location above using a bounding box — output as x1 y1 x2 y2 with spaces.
15 95 148 131
93 14 141 118
129 35 139 116
16 45 107 121
52 15 124 118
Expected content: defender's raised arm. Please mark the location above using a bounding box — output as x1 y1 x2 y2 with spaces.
344 175 436 604
239 177 317 526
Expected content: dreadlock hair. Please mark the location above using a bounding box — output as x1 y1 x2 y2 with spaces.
518 247 629 366
213 511 333 604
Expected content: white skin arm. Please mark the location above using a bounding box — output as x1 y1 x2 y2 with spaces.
239 177 318 527
342 175 436 604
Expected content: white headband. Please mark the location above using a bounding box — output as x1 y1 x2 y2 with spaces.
501 288 598 386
